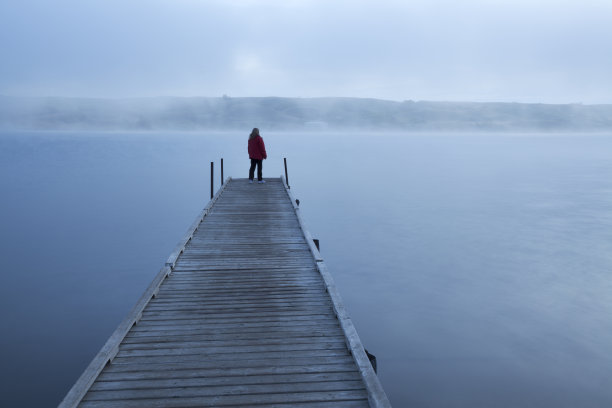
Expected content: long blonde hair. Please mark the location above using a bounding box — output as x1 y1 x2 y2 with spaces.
249 128 260 140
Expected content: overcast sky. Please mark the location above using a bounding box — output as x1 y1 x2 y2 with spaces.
1 0 611 103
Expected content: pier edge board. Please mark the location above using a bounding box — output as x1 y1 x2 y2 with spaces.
57 178 233 408
281 174 392 408
165 177 232 269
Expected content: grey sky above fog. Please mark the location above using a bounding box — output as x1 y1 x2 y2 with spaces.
1 0 611 103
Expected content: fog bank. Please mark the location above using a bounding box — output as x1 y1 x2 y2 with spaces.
1 96 611 132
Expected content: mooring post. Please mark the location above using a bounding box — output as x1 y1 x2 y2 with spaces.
284 157 290 189
221 158 224 185
210 161 214 199
365 349 378 373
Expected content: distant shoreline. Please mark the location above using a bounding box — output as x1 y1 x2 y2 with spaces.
1 95 611 132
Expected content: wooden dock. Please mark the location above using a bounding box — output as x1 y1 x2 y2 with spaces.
59 177 390 407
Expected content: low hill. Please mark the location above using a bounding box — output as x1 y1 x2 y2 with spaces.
1 95 611 131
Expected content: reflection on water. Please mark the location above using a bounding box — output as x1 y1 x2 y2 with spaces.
1 131 611 407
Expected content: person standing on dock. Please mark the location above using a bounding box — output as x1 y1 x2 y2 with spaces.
248 127 267 184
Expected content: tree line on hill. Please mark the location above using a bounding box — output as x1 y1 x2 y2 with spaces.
1 95 611 131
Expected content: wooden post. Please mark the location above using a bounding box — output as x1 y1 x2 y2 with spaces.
210 161 214 199
221 158 224 185
284 157 290 189
365 349 378 373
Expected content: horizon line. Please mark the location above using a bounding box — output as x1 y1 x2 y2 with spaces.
0 94 606 106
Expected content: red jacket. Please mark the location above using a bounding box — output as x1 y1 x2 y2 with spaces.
248 136 267 160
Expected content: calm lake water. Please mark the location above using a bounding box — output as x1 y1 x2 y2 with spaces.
1 131 612 407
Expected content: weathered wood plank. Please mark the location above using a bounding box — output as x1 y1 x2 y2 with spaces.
143 294 330 304
91 371 362 391
103 356 358 373
143 303 330 312
116 342 348 358
79 389 369 408
124 329 342 343
128 319 341 331
96 363 359 382
139 306 334 317
138 314 337 325
110 348 350 365
119 336 347 351
82 391 369 408
83 380 367 401
127 323 341 337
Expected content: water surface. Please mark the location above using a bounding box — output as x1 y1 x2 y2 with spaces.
1 131 611 407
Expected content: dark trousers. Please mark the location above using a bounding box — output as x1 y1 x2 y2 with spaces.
249 159 263 181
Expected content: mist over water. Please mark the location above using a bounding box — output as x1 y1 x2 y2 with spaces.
1 131 611 407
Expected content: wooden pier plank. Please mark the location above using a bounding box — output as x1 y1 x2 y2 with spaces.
102 355 358 374
95 363 361 382
90 371 363 391
78 390 369 408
